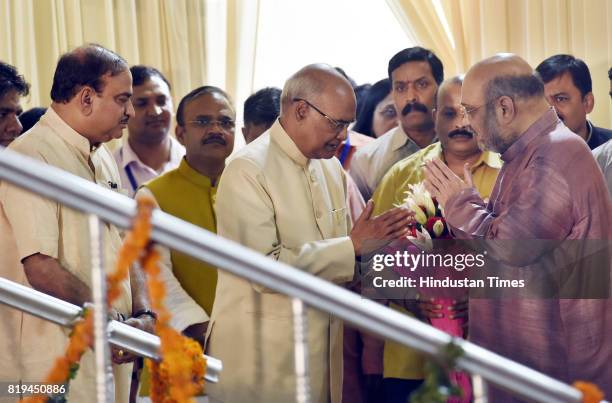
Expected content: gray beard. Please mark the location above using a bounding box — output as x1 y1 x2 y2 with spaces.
484 108 514 154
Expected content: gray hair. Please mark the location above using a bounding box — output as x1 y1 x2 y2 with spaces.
484 74 544 103
280 64 345 113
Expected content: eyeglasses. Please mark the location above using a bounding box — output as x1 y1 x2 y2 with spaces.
293 98 353 133
460 98 498 118
186 117 235 131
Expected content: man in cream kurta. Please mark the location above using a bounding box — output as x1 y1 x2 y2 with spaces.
209 120 354 403
0 45 159 403
0 107 133 402
206 65 413 403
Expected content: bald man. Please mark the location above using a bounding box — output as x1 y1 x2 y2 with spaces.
206 64 414 403
372 76 502 403
424 54 611 400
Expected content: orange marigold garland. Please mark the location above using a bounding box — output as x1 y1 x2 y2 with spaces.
106 197 156 304
24 197 168 402
23 309 94 403
573 381 605 403
141 245 206 403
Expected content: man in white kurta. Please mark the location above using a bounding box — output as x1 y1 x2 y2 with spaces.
206 65 413 403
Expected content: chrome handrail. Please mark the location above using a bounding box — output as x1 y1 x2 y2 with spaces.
0 147 583 402
0 277 222 383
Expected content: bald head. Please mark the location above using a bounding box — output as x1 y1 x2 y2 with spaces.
280 64 355 113
467 54 533 83
464 54 544 106
461 54 549 154
435 75 463 109
279 64 356 159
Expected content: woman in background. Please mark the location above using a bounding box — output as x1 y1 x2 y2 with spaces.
352 78 397 138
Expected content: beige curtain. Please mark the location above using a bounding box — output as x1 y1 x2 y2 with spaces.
0 0 208 109
386 0 612 128
226 0 260 151
0 0 260 125
0 0 261 153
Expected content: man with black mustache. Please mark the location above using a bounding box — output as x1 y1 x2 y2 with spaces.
1 44 154 402
371 76 502 403
139 85 233 334
350 47 443 201
133 86 233 399
114 65 185 196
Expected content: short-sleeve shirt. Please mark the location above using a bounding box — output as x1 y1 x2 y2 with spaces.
0 106 132 402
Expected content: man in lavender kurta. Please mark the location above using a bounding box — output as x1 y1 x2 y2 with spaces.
424 54 612 401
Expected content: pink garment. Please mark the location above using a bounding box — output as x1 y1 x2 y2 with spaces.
445 108 612 402
390 241 472 403
346 173 365 222
428 298 471 403
343 167 383 403
113 136 184 196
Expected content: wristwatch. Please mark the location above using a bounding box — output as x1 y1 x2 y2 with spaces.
133 309 157 321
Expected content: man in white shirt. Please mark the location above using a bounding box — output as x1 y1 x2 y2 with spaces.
114 65 184 195
350 47 443 200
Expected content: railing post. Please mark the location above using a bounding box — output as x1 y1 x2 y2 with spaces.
89 215 113 403
472 373 488 403
292 298 310 403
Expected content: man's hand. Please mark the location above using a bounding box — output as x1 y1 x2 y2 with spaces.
424 159 474 208
448 297 468 321
350 200 415 256
124 316 156 334
448 296 469 337
107 307 125 322
110 316 155 365
111 345 138 365
416 296 443 320
416 294 469 337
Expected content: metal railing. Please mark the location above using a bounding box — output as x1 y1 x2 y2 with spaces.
0 277 222 383
0 147 584 403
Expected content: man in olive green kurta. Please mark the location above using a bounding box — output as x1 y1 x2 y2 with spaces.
139 85 236 335
143 159 219 316
135 86 235 399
